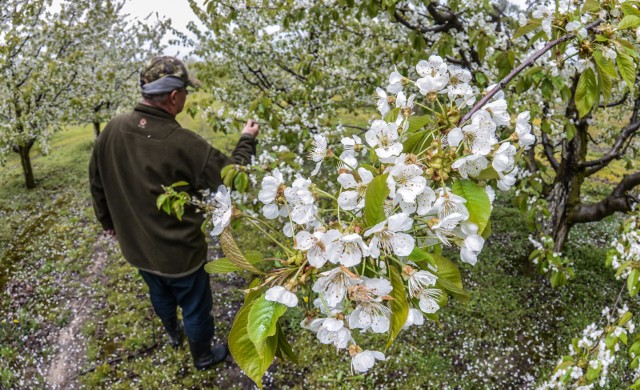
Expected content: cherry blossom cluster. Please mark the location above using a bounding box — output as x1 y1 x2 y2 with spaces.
607 213 640 281
539 306 635 389
203 57 532 373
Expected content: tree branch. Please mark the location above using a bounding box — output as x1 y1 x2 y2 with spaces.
599 92 629 108
541 130 560 171
458 19 603 126
581 120 640 175
569 171 640 224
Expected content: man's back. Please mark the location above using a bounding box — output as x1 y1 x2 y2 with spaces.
89 103 256 276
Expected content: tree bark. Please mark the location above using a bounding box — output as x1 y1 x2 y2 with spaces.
17 142 36 189
543 76 589 252
93 121 101 138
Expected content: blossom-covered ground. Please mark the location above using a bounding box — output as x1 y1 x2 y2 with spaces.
0 122 634 389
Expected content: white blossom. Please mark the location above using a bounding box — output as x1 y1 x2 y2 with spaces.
351 350 386 373
365 120 403 162
206 185 233 236
364 213 415 258
294 229 341 268
312 266 361 307
265 285 298 307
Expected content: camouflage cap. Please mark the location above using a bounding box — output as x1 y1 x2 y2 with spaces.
139 56 201 94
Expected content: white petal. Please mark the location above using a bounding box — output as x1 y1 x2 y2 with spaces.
262 203 280 219
294 231 316 250
337 173 358 189
391 233 415 256
448 127 463 147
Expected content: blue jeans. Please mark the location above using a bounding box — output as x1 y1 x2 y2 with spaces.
139 265 214 343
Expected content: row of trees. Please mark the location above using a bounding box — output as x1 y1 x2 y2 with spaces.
0 0 169 189
189 0 640 264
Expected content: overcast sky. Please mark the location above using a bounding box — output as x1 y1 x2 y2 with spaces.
54 0 529 56
121 0 528 56
121 0 205 57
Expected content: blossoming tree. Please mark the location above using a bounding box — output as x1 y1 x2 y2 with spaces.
160 54 537 387
188 0 640 287
0 0 168 188
68 0 170 139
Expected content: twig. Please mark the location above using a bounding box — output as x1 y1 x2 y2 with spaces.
458 20 603 126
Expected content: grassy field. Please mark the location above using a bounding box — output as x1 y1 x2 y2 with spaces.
0 104 635 389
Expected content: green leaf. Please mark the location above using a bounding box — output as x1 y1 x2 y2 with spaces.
384 107 400 122
408 246 435 267
617 52 637 91
156 194 167 210
228 296 275 389
403 131 429 153
275 323 297 363
593 50 618 78
451 180 491 234
481 219 492 239
245 250 264 264
204 257 241 274
170 181 190 188
433 254 469 302
616 260 633 277
476 167 499 180
622 3 640 18
582 0 600 12
220 227 264 274
248 296 288 358
586 361 601 381
513 20 541 39
364 173 390 227
619 311 633 326
407 115 430 133
477 38 487 62
618 15 640 30
550 270 567 288
575 68 598 118
234 172 249 192
596 62 613 103
223 167 238 188
628 269 640 297
221 164 235 177
386 264 409 349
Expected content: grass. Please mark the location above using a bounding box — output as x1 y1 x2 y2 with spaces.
0 103 636 388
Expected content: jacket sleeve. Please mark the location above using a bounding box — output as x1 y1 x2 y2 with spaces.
88 147 114 231
198 134 257 191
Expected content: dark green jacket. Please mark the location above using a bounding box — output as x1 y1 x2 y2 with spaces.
89 103 256 277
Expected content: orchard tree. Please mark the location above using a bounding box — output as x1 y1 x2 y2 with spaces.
189 0 640 282
68 0 170 138
159 56 535 388
0 0 169 189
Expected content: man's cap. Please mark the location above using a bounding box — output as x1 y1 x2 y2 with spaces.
139 56 201 94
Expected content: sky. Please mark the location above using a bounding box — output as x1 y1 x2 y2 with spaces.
121 0 205 57
120 0 529 56
53 0 529 56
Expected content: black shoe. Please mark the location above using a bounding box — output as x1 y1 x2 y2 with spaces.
189 339 229 370
162 320 184 349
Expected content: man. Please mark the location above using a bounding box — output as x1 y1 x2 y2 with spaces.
89 56 259 370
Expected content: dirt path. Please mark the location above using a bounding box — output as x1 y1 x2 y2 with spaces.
44 235 111 389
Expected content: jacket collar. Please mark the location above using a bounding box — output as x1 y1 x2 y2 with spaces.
134 103 177 121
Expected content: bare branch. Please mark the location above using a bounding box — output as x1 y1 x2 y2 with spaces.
599 92 629 108
581 120 640 175
458 19 603 126
569 171 640 224
541 131 559 171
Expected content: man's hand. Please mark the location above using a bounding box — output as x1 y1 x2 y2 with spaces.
241 119 260 138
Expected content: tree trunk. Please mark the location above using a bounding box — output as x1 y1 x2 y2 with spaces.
93 121 101 138
17 143 36 189
542 78 590 252
544 182 572 252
